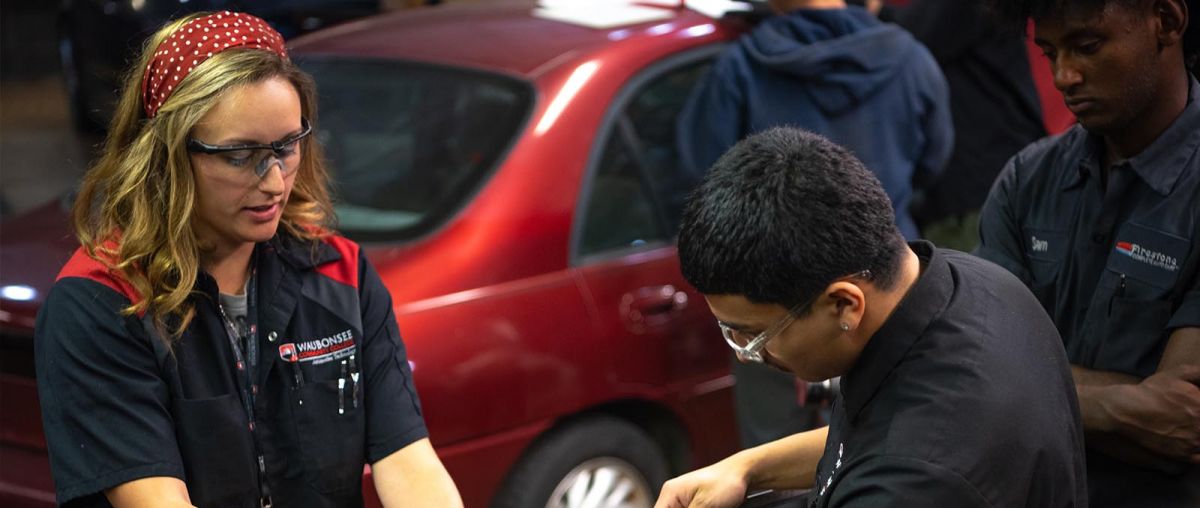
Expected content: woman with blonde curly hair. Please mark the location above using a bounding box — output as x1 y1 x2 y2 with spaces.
35 11 462 508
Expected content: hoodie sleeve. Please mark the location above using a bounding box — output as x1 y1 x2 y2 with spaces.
675 54 746 179
913 48 953 184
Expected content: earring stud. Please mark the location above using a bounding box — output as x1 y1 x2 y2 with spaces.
840 322 850 331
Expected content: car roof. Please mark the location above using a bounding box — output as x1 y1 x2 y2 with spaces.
289 0 735 80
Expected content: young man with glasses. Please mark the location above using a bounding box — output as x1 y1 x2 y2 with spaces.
675 0 952 453
654 127 1086 507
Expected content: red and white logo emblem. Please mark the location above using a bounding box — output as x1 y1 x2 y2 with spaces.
278 343 298 363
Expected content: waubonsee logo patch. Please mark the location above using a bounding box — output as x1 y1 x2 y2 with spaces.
1114 241 1179 272
283 329 356 365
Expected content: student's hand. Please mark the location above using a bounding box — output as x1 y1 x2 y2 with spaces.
1105 365 1200 463
654 455 751 508
865 0 884 15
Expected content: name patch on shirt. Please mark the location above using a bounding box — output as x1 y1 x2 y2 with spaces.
1107 223 1189 289
278 329 356 365
1025 228 1066 262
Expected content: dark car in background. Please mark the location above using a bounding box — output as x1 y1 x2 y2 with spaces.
58 0 386 131
3 2 760 506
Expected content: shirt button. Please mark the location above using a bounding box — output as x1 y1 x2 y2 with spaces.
268 331 277 342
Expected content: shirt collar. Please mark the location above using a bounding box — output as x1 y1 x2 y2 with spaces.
1065 134 1102 191
840 240 953 423
1065 76 1200 195
266 231 342 270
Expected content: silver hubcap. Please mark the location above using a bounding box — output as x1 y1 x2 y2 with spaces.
545 457 654 508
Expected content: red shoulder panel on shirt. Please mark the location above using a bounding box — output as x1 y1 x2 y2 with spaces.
57 246 144 305
315 235 360 289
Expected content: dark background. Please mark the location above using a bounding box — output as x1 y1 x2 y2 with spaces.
0 0 96 221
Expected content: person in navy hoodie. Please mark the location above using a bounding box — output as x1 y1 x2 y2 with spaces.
675 0 952 451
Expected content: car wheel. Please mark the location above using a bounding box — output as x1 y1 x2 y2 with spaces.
492 417 669 508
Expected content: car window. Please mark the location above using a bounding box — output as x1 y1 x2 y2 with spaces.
579 127 666 255
299 57 533 243
577 59 713 259
623 61 711 233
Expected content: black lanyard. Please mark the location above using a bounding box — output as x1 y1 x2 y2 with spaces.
215 258 271 500
216 267 259 426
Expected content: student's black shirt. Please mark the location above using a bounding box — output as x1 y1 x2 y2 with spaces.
808 242 1086 507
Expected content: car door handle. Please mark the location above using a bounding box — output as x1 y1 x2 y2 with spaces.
621 285 688 332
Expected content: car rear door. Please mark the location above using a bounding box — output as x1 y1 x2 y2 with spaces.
571 47 738 467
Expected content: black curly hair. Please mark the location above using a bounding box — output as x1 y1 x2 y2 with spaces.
677 127 906 314
986 0 1197 75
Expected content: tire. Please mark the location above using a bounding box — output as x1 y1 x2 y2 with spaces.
492 417 670 508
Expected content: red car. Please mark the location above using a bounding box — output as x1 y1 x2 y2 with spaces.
1 2 754 506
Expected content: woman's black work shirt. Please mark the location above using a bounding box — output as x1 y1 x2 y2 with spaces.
35 232 428 507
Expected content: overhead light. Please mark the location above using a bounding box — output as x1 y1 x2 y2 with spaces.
1 285 37 302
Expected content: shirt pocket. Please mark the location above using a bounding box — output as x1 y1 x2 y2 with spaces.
174 393 260 505
1089 223 1190 376
289 363 365 494
1090 270 1172 378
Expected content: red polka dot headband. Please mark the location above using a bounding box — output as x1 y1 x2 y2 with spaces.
140 11 287 118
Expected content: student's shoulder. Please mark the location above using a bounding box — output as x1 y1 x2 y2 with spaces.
1004 125 1088 182
942 248 1025 287
39 249 150 356
51 246 142 307
288 230 365 290
318 232 362 262
941 248 1053 325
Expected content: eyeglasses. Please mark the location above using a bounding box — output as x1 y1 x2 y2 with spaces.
187 118 312 179
718 270 871 363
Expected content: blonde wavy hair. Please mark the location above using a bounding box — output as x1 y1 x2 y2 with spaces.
73 13 335 340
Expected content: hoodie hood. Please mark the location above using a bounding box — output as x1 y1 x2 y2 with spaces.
741 7 917 114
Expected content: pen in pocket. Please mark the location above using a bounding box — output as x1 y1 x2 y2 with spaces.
1108 273 1127 316
338 359 348 415
349 354 359 409
289 360 304 388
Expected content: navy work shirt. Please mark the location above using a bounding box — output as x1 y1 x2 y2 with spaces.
808 242 1086 507
36 232 428 507
978 77 1200 506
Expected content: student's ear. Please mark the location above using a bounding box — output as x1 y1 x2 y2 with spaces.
827 282 866 330
1154 0 1188 47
